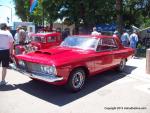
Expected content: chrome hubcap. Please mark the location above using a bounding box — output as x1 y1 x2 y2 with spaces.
120 59 125 70
72 71 85 89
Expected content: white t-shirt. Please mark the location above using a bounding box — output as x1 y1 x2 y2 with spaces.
14 32 19 43
91 31 101 35
0 30 14 50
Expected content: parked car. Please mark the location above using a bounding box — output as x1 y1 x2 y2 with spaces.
14 32 62 55
11 32 62 65
15 35 134 92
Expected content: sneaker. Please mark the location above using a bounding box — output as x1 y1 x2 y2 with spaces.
0 80 7 85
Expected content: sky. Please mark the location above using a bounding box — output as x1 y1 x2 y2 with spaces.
0 0 21 25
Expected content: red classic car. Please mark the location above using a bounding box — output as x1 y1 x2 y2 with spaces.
14 32 62 55
16 35 134 92
11 32 62 65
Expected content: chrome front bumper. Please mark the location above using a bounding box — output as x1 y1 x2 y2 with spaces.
9 63 63 83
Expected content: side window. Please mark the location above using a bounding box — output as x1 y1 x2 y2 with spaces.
41 37 46 43
104 38 116 45
96 38 118 51
47 36 56 42
34 36 41 42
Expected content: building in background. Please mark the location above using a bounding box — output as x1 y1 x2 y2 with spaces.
13 22 35 33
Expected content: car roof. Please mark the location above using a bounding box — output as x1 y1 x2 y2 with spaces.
72 35 123 49
30 32 60 37
72 35 113 39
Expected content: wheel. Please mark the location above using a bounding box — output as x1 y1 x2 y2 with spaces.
118 59 126 71
67 69 86 92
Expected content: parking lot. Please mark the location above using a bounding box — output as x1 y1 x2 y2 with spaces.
0 58 150 113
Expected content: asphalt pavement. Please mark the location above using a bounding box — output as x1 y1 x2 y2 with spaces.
0 57 150 113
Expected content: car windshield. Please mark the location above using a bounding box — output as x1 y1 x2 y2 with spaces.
60 36 98 50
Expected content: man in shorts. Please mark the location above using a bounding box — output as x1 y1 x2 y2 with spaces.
0 23 14 85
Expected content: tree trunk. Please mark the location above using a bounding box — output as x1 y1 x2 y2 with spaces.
49 22 53 32
116 0 123 34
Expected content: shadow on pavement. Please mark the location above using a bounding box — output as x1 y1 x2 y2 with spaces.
0 65 137 106
124 65 137 74
0 84 17 91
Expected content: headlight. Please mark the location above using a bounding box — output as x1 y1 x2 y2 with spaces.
40 65 57 75
18 60 25 67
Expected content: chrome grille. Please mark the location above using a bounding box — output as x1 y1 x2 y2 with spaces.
18 61 56 77
18 61 42 73
17 61 63 82
26 62 43 74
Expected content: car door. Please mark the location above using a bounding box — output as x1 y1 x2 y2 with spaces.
94 38 114 73
109 38 121 66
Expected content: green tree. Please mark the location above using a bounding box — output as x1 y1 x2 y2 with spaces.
42 0 63 30
14 0 150 32
13 0 44 25
122 0 150 28
13 0 29 21
59 0 116 33
116 0 123 33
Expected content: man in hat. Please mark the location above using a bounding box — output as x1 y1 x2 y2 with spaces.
0 23 14 85
113 30 120 38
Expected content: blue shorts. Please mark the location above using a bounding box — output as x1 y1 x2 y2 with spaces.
0 49 10 67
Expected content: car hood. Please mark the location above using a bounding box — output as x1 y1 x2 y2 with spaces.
16 46 94 66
